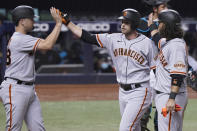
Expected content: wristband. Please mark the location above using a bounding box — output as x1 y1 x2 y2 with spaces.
169 92 177 99
63 19 70 26
61 12 70 26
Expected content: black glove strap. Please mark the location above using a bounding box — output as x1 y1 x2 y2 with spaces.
62 13 70 25
169 92 177 99
64 20 70 26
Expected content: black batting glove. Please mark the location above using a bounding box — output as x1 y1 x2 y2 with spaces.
61 11 70 26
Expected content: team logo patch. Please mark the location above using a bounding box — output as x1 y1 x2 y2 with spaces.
123 11 127 16
174 61 186 70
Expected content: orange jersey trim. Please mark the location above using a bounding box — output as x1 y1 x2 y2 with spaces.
96 34 103 48
168 112 172 131
130 88 148 131
33 39 41 53
8 84 12 131
158 39 161 49
150 66 156 70
170 71 186 75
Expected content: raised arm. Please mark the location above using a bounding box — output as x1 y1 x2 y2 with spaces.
67 21 82 38
61 12 99 46
37 7 62 50
148 13 161 45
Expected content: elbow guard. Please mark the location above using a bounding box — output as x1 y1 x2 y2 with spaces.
170 74 185 87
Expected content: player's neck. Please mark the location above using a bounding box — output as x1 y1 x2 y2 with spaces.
15 26 27 34
125 31 138 40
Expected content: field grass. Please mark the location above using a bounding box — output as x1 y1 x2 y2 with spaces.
0 99 196 131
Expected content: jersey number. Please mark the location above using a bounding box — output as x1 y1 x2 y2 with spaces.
6 49 11 65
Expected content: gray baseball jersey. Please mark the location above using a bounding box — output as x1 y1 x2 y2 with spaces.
96 33 157 131
155 38 188 93
0 32 45 131
5 32 41 82
154 38 188 131
96 33 157 84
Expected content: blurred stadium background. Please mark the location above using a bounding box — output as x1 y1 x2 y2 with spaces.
0 0 197 130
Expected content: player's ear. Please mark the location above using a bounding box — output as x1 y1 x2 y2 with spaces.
19 19 25 26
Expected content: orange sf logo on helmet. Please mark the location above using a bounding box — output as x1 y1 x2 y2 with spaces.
123 11 127 16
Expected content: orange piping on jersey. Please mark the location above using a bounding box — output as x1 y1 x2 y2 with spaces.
33 39 41 53
170 71 186 75
150 66 156 70
129 88 148 131
8 84 12 131
158 39 161 49
168 112 172 131
96 34 103 48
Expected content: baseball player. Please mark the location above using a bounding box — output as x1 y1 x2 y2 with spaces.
137 0 169 130
149 9 188 131
0 5 62 131
138 0 169 37
61 8 157 131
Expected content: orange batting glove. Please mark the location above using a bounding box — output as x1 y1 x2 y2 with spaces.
161 104 182 117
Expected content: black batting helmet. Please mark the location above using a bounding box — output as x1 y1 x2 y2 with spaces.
142 0 170 6
118 8 141 29
158 9 181 26
11 5 38 23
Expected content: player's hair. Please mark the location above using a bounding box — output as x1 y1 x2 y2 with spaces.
160 23 183 41
159 9 183 41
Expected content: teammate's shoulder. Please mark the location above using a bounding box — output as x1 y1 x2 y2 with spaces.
168 38 186 50
106 33 122 39
10 32 23 43
170 38 185 42
110 33 122 36
137 34 153 47
169 38 186 45
12 32 38 44
140 34 152 42
12 32 34 39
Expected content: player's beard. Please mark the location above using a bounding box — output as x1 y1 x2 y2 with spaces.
121 27 133 34
124 29 135 37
